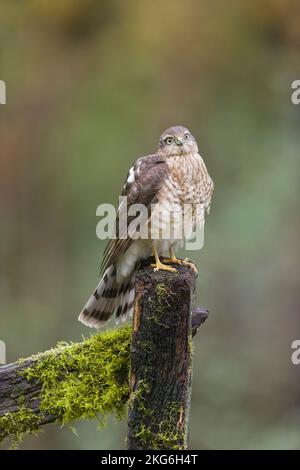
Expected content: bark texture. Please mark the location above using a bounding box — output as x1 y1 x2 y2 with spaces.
128 261 198 450
0 260 208 447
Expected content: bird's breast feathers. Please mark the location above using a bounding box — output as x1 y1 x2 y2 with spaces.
158 152 213 212
148 152 213 243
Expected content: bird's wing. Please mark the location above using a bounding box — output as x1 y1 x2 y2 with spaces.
100 153 168 275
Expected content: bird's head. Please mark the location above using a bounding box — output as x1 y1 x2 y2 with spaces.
158 126 198 157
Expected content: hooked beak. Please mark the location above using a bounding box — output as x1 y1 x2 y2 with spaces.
175 137 184 146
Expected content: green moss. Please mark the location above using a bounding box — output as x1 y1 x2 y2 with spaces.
131 378 185 450
156 283 169 299
128 380 152 416
130 279 192 450
136 339 153 353
0 326 131 446
145 283 172 327
0 406 41 448
25 326 131 422
134 401 184 450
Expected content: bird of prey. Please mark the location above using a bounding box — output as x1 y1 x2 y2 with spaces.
79 126 214 328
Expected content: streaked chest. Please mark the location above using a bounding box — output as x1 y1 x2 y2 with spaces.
162 152 207 205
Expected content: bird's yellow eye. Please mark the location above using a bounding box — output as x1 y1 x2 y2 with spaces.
165 137 173 145
184 133 190 140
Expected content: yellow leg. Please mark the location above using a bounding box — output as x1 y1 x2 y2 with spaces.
163 248 198 274
151 246 177 273
164 247 182 264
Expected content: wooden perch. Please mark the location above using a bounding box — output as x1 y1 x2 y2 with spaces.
0 260 208 448
128 260 199 450
0 326 132 444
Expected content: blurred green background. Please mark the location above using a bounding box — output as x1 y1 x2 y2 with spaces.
1 0 300 450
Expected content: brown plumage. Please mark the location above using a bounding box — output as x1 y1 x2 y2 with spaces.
79 126 214 328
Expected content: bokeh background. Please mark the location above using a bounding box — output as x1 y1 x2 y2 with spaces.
1 0 300 450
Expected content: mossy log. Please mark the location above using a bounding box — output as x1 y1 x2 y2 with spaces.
0 260 208 448
128 261 201 450
0 326 131 445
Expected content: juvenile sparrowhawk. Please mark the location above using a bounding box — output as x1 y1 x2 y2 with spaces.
79 126 214 328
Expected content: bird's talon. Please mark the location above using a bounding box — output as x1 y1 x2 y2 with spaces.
182 258 198 274
162 257 182 265
163 255 198 274
151 262 177 273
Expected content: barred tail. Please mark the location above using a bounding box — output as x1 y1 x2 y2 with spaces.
78 265 135 328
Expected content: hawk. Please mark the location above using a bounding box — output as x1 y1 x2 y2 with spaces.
79 126 214 328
